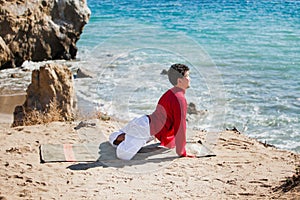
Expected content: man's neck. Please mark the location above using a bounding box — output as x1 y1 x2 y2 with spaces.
174 86 186 92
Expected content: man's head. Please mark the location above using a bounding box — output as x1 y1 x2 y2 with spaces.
168 63 190 89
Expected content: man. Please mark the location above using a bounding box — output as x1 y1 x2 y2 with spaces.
109 63 195 160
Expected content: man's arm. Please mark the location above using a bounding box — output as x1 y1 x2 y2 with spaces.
173 92 196 158
173 94 187 157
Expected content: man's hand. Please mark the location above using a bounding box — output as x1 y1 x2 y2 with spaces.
185 153 196 158
180 153 196 158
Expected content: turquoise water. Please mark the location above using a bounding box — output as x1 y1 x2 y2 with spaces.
76 0 300 152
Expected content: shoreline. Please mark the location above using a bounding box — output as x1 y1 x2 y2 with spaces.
1 59 299 154
0 90 299 155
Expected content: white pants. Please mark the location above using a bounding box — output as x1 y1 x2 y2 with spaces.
109 115 153 160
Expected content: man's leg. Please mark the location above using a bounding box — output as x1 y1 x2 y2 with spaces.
116 134 147 160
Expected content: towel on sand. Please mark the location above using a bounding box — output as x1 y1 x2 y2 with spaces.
40 141 215 163
40 120 215 172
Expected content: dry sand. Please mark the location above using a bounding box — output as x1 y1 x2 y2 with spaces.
0 95 299 199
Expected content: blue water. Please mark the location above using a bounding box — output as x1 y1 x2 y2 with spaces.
75 0 300 152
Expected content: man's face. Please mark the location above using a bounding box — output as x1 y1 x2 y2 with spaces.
180 71 190 89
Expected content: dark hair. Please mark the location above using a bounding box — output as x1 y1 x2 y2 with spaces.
168 63 190 86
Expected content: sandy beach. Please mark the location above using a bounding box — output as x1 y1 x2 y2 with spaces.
0 94 299 199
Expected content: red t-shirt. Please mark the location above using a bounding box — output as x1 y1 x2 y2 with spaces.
148 87 187 156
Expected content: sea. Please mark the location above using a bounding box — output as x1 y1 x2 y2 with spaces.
28 0 300 152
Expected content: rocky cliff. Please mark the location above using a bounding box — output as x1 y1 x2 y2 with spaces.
0 0 90 70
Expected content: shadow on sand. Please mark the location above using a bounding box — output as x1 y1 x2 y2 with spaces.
67 142 178 172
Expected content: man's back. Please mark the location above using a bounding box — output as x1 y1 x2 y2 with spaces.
148 86 187 156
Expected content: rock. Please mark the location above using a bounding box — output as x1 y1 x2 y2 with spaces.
187 102 208 115
226 127 241 134
0 36 14 69
10 73 18 78
0 0 90 70
160 69 168 75
12 105 26 127
187 102 198 115
0 196 8 200
76 68 94 78
12 63 76 126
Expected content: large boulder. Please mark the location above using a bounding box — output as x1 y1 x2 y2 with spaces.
0 0 90 70
12 63 76 126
